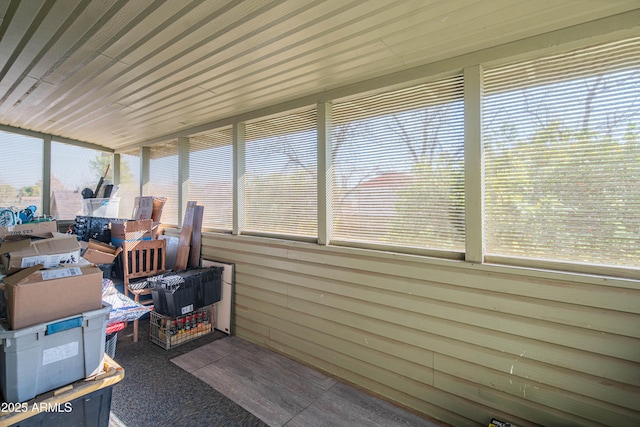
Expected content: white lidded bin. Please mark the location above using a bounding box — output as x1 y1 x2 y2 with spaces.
80 197 120 218
0 304 110 403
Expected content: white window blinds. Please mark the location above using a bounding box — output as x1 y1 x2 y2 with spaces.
117 150 141 219
331 76 465 254
189 129 233 231
148 141 179 225
483 37 640 271
244 108 317 238
0 131 43 216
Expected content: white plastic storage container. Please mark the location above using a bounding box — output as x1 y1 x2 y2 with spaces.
80 197 120 218
0 304 110 403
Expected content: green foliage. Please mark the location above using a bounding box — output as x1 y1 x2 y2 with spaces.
245 170 317 236
485 119 639 266
390 158 465 251
89 154 133 184
0 184 16 200
18 185 40 197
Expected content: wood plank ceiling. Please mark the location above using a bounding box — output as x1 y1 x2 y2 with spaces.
0 0 638 151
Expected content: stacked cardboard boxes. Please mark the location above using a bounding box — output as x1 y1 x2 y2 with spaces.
109 219 154 247
0 223 107 403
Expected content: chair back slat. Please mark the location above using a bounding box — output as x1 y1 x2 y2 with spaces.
123 239 166 282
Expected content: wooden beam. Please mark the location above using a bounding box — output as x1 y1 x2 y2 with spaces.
174 201 196 271
188 205 204 268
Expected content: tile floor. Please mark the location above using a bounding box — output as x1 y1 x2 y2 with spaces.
171 336 442 427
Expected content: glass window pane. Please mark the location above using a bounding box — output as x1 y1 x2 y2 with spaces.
51 141 112 220
483 37 640 269
148 142 179 225
0 131 43 222
117 150 141 218
244 109 317 238
189 128 233 231
332 77 465 253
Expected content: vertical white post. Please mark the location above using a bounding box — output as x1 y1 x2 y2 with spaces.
112 153 121 186
141 146 150 196
317 102 333 245
42 135 51 215
464 65 484 263
233 123 246 235
178 137 190 225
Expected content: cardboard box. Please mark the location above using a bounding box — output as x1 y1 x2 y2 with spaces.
1 235 81 274
1 264 103 330
131 197 153 220
151 197 166 222
0 221 57 241
81 239 122 264
110 219 153 247
0 240 30 276
132 196 166 222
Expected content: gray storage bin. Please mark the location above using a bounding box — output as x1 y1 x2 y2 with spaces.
0 304 110 403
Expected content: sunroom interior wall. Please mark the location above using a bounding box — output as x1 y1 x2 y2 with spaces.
164 230 640 427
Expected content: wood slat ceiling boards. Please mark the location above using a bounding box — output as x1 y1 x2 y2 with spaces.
0 0 638 151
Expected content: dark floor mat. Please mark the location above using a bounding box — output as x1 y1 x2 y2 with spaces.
110 317 267 427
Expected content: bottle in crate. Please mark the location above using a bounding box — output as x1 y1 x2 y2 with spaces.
191 313 198 331
178 316 185 334
184 315 191 333
202 309 209 327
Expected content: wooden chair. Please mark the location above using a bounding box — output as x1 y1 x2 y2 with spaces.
122 239 166 342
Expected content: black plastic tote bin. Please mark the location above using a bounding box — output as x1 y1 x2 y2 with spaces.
0 355 124 427
151 267 222 317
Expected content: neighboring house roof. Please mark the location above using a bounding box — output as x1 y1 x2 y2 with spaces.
349 172 414 218
357 172 414 190
50 190 83 220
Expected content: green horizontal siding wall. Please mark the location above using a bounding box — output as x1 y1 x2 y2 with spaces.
190 231 640 427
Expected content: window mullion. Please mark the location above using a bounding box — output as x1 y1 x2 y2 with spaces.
464 65 485 263
141 147 150 197
178 137 189 226
318 102 332 245
233 122 245 236
42 135 51 216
